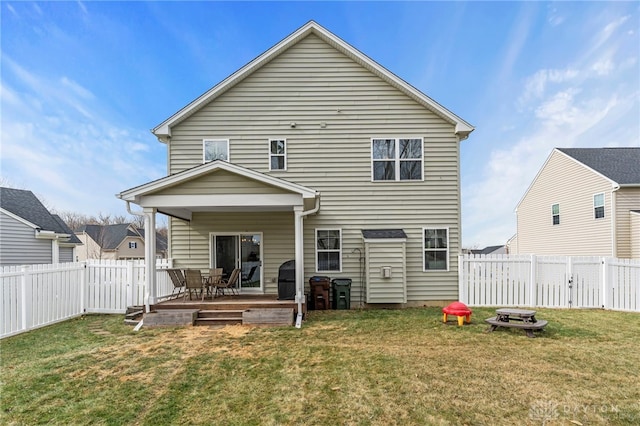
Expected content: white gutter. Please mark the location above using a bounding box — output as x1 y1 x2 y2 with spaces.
294 195 320 328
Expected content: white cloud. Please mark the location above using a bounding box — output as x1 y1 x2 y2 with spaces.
519 68 579 105
0 56 164 217
591 58 614 76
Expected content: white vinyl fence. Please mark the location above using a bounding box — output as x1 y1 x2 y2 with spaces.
1 259 172 339
459 254 640 311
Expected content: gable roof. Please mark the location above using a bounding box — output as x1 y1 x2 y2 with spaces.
118 160 318 201
152 20 474 142
557 148 640 186
76 223 141 250
0 187 81 243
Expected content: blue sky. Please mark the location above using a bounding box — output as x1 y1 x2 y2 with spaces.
2 1 638 247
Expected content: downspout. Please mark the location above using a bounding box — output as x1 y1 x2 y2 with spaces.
611 184 619 257
294 195 320 327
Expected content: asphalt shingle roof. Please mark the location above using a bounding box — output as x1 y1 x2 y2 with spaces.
76 224 140 250
0 187 81 243
558 148 640 185
361 229 408 239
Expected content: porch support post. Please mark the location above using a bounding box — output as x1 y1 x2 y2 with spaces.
294 206 304 318
143 207 157 311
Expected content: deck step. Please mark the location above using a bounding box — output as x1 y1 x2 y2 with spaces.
195 310 244 326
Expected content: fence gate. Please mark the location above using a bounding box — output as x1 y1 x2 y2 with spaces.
570 257 603 308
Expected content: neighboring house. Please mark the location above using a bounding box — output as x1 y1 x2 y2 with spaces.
0 187 82 266
465 245 507 255
75 224 168 260
117 21 474 309
513 148 640 258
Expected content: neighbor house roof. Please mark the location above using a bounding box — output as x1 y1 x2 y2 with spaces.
76 224 141 250
0 187 82 244
152 20 474 142
557 148 640 186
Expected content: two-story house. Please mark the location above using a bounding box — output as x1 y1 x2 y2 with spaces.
117 21 474 312
510 148 640 258
75 223 168 260
0 187 82 266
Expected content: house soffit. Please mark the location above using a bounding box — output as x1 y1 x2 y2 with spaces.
152 21 474 141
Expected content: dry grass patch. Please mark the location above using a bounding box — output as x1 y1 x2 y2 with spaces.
1 308 639 425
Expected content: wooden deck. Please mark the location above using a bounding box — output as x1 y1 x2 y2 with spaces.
149 294 303 327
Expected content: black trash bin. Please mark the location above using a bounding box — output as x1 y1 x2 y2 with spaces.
332 278 352 310
277 260 296 300
309 276 331 310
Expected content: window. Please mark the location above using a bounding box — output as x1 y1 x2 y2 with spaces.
423 228 448 271
552 204 560 225
269 139 286 170
128 242 137 249
203 139 229 162
372 138 423 181
594 193 605 219
316 229 341 272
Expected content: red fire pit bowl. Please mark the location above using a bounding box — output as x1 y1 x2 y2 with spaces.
442 302 472 326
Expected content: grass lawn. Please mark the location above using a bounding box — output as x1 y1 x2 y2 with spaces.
1 307 639 425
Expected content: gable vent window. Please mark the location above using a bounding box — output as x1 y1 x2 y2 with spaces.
269 139 287 170
129 242 137 249
594 193 605 219
552 204 560 225
203 139 229 162
372 138 423 181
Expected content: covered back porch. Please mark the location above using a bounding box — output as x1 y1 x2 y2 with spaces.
117 160 320 326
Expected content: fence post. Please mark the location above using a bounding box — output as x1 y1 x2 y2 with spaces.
458 255 466 304
528 255 537 307
20 265 32 332
601 257 609 310
126 260 135 307
566 257 573 308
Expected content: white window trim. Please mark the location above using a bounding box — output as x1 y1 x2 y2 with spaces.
422 226 450 272
593 192 605 220
203 139 230 163
371 137 424 182
552 203 560 226
315 228 342 273
269 138 287 171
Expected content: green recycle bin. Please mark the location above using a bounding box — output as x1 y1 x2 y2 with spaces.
331 278 352 310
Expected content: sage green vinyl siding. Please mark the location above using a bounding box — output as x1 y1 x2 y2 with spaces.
166 34 462 301
517 151 613 256
615 187 640 258
155 170 291 196
365 241 407 303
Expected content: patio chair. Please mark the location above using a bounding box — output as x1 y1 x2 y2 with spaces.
215 268 241 297
205 268 223 299
184 269 205 301
242 265 258 286
166 269 186 299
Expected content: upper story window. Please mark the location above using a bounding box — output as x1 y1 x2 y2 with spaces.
269 139 287 170
128 242 137 249
203 139 229 162
552 204 560 225
372 138 423 181
316 229 341 272
593 193 605 219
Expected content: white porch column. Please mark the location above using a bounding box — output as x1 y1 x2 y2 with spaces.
144 207 157 311
294 206 304 316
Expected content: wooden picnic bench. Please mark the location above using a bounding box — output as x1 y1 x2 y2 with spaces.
485 308 547 338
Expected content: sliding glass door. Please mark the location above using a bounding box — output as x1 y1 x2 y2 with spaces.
211 233 262 293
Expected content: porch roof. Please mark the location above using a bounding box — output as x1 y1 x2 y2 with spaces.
117 161 319 220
